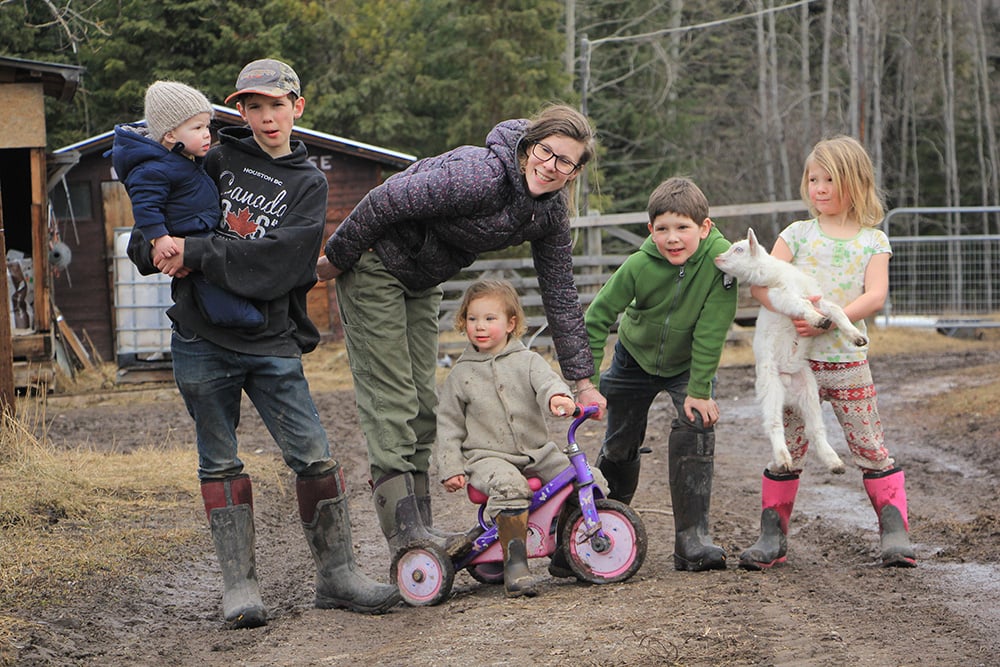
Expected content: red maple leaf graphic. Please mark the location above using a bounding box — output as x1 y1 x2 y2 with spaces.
226 207 258 238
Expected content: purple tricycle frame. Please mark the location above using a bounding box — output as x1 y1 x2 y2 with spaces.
391 404 648 606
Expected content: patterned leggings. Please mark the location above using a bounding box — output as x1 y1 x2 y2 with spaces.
783 359 895 472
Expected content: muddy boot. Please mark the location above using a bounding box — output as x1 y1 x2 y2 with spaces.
412 471 468 549
373 472 457 558
201 475 267 629
863 467 917 568
496 509 538 598
668 424 727 571
596 454 642 505
548 497 582 579
547 548 574 579
297 467 401 614
739 469 800 570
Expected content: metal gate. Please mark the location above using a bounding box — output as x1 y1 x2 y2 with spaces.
882 206 1000 331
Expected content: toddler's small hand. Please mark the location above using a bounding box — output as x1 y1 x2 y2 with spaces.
550 395 576 418
443 474 466 493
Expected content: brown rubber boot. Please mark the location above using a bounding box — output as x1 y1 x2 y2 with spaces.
297 467 401 614
495 509 538 598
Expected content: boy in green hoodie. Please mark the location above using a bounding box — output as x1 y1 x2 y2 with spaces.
581 176 738 573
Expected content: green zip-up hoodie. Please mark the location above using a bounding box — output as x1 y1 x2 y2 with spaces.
584 227 738 399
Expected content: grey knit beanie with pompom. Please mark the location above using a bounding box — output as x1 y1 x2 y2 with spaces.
144 81 213 142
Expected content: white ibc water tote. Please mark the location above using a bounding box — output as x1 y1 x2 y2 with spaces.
112 228 173 362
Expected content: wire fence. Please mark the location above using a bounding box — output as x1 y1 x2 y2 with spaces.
886 235 1000 317
108 209 1000 369
883 207 1000 327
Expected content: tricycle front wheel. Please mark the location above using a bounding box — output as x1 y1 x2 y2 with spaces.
560 499 647 584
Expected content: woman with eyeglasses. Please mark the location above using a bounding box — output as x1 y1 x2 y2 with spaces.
316 103 604 563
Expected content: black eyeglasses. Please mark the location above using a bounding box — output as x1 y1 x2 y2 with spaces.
530 142 581 175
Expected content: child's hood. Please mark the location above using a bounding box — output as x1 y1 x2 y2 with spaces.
110 122 171 179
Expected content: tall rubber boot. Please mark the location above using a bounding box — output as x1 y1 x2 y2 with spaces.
668 424 727 571
297 467 401 614
373 472 463 558
739 469 800 570
496 509 538 598
547 495 582 579
596 454 642 505
201 475 267 629
412 471 466 543
863 467 917 568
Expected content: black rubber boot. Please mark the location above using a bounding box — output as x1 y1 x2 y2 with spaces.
496 509 537 598
548 506 574 579
201 475 267 629
297 467 401 614
596 454 642 505
668 424 727 571
739 469 800 570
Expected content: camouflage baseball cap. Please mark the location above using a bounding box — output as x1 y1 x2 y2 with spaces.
224 59 300 104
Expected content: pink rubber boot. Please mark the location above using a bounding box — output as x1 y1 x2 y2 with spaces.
863 467 917 568
739 469 800 570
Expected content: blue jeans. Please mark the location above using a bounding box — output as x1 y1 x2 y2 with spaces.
171 327 334 479
599 341 713 464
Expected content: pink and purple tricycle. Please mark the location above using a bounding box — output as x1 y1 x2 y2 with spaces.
391 404 648 606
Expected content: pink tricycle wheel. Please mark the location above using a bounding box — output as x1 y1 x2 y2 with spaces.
391 541 454 606
562 499 647 584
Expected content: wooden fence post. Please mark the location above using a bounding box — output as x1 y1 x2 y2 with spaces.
0 186 16 417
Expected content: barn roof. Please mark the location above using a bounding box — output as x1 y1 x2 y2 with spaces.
0 55 84 102
54 104 416 170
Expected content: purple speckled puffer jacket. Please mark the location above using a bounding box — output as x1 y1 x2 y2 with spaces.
324 119 593 380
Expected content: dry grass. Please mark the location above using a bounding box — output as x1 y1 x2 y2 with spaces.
0 398 287 664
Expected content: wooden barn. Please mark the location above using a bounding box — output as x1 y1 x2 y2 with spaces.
1 55 85 396
50 105 415 378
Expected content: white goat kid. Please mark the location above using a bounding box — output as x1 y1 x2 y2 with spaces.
714 229 867 475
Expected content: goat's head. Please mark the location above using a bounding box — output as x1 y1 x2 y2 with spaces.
713 227 764 280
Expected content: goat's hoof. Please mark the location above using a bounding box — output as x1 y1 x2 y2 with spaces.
854 336 869 346
771 460 794 475
830 462 846 474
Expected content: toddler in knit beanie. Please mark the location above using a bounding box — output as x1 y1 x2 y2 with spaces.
144 81 214 143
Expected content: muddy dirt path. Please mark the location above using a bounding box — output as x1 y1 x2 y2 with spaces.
18 347 1000 666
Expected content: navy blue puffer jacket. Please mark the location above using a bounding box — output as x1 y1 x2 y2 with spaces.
111 123 221 242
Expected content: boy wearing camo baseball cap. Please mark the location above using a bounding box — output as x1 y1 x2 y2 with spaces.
225 58 301 103
126 58 399 629
222 59 305 158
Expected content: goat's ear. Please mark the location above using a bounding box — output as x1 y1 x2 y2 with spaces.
747 228 759 253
